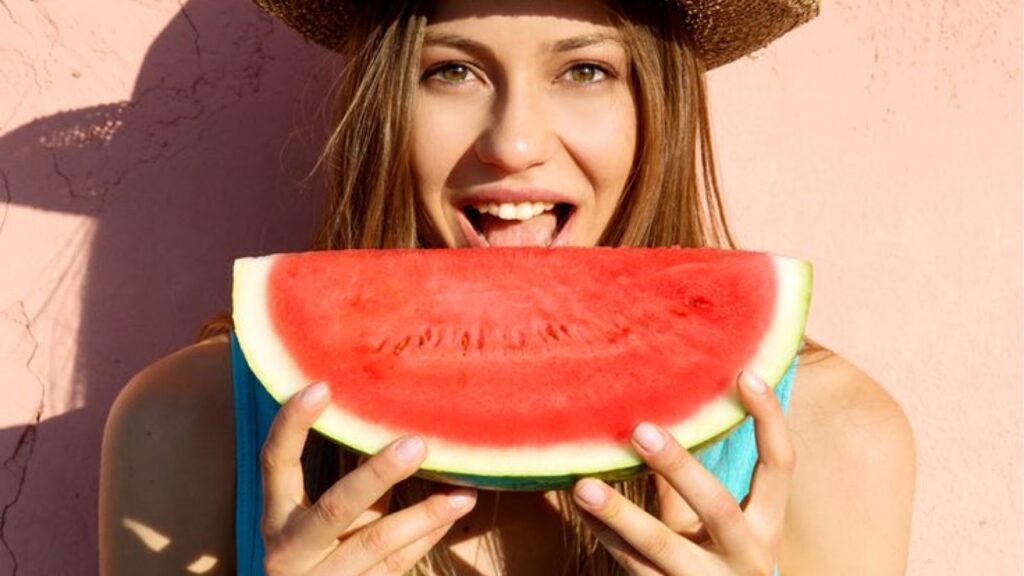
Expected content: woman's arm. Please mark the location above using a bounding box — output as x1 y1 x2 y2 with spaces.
99 338 237 575
782 353 917 574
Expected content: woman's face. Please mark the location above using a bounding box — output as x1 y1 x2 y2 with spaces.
412 0 637 248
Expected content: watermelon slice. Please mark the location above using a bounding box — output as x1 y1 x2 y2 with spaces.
232 248 811 490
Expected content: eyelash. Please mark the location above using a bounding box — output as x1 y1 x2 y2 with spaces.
421 61 617 88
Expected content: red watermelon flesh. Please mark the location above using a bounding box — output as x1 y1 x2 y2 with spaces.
233 247 811 489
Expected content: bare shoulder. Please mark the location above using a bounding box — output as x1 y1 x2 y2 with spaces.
788 349 914 438
780 349 916 574
99 334 237 575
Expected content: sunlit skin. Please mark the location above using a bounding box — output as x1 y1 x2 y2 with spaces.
412 0 637 248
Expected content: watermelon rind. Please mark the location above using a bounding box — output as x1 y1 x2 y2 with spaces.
233 251 811 490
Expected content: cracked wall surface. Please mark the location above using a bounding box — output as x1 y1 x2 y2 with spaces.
0 0 328 573
0 0 1021 574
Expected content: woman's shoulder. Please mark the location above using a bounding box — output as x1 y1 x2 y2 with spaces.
789 348 914 444
108 333 235 424
781 348 916 572
104 334 235 456
99 334 237 574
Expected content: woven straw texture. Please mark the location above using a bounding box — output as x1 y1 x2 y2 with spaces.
253 0 819 69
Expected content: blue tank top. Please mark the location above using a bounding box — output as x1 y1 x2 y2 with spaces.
231 332 797 575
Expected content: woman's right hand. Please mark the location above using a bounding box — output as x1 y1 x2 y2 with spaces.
260 382 478 576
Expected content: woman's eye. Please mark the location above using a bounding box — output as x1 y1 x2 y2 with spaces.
428 64 475 85
565 64 608 84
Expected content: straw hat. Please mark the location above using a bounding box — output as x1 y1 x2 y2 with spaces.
253 0 820 69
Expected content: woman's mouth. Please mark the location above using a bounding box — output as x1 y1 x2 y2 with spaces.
457 201 576 247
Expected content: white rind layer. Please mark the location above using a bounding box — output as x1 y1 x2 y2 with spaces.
233 253 812 478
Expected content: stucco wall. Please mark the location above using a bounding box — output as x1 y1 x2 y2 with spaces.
0 0 1020 574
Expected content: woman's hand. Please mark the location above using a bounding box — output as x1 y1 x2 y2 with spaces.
573 371 794 575
259 382 477 576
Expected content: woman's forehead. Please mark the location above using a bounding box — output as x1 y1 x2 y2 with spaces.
426 0 619 30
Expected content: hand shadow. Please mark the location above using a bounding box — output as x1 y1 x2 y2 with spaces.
0 1 329 573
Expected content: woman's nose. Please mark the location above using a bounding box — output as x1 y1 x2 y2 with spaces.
473 84 556 173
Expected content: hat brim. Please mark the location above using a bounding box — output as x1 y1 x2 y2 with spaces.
253 0 819 70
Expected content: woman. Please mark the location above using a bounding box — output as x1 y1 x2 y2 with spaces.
99 0 916 574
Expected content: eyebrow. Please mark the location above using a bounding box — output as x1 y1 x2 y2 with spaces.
550 33 624 53
422 32 624 58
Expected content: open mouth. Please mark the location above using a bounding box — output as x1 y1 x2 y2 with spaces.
458 202 576 248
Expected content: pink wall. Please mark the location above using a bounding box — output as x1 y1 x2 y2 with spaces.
0 0 1019 574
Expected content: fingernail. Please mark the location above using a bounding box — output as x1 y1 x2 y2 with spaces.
301 382 328 407
741 371 767 394
394 436 425 464
575 479 606 507
632 422 665 453
448 489 475 509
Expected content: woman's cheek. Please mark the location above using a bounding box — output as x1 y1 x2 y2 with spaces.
412 106 453 199
559 96 636 187
414 100 482 183
412 99 486 247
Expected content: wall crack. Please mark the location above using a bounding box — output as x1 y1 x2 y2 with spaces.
175 0 201 62
0 302 45 576
0 1 15 25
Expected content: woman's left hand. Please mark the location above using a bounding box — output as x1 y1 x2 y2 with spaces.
573 370 795 575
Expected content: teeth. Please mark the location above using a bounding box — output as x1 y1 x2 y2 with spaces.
472 201 558 221
499 203 517 219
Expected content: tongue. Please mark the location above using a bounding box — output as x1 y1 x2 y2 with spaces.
480 212 558 247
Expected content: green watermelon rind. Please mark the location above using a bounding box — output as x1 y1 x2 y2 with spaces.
233 252 811 490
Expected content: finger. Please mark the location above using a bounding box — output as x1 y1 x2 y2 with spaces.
575 507 663 576
317 489 476 576
288 435 428 555
357 524 453 576
574 478 698 573
654 473 706 541
347 455 391 531
340 488 392 540
738 370 796 541
630 421 756 556
261 382 331 534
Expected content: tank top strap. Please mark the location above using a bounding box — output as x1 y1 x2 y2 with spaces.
231 332 278 576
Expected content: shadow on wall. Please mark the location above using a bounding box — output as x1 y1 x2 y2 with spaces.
0 1 332 572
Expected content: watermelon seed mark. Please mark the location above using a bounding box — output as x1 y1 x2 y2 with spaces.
461 331 470 354
374 339 388 353
545 323 560 341
687 295 712 309
514 330 527 350
418 334 427 348
393 336 411 355
559 324 571 338
500 329 519 352
604 324 632 345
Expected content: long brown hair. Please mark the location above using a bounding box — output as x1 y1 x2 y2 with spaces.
199 1 828 573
